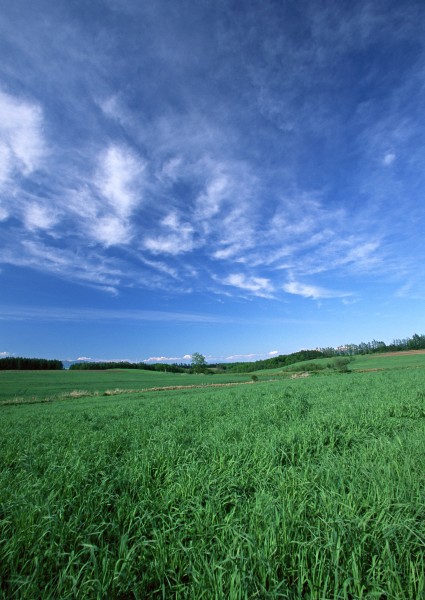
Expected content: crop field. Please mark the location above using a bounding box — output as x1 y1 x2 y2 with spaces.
1 365 424 598
0 370 252 405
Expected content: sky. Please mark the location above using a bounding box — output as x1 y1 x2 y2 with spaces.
1 0 425 364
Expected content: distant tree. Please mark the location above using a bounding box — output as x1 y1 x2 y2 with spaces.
191 352 207 373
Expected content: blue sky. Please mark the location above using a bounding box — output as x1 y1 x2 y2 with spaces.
1 0 425 363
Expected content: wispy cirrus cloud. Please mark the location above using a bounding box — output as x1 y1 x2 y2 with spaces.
219 273 275 299
0 91 45 186
0 305 237 324
68 143 146 247
0 237 123 294
23 203 59 231
0 91 46 225
283 278 352 300
144 212 196 255
95 145 145 219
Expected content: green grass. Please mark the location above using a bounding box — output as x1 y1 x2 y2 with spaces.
251 352 425 376
0 369 252 405
1 368 424 598
350 352 425 371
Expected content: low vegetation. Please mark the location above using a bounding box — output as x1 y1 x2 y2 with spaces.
1 359 424 598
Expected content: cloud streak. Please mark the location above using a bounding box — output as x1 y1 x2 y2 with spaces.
219 273 275 299
283 279 352 300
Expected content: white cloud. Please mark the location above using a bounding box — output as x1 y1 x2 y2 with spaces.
64 143 146 248
0 239 124 293
90 215 130 246
283 279 351 300
196 173 230 220
382 152 396 165
0 351 10 358
220 273 275 298
394 280 425 300
96 145 145 218
0 142 12 186
140 257 178 278
98 95 123 121
0 203 9 221
144 212 196 255
0 90 45 184
337 241 382 270
143 354 192 363
0 304 242 324
23 203 58 231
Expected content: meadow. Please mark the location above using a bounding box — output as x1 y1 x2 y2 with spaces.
0 369 252 405
252 351 425 377
1 360 424 598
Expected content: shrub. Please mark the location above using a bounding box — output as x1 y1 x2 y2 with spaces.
332 358 351 372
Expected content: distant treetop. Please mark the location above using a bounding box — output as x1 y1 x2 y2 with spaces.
0 357 63 370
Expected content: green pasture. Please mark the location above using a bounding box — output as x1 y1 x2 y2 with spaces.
0 369 251 405
252 351 425 376
1 367 424 598
351 352 425 371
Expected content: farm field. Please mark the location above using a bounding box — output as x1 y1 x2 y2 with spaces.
1 365 424 598
0 369 252 405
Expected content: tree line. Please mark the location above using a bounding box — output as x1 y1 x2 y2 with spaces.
319 333 425 357
213 350 325 373
0 357 63 370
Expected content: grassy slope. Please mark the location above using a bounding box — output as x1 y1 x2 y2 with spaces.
351 352 425 371
251 351 425 376
1 369 424 598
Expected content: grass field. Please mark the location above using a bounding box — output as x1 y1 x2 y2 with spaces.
252 351 425 377
1 361 424 598
0 370 252 405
